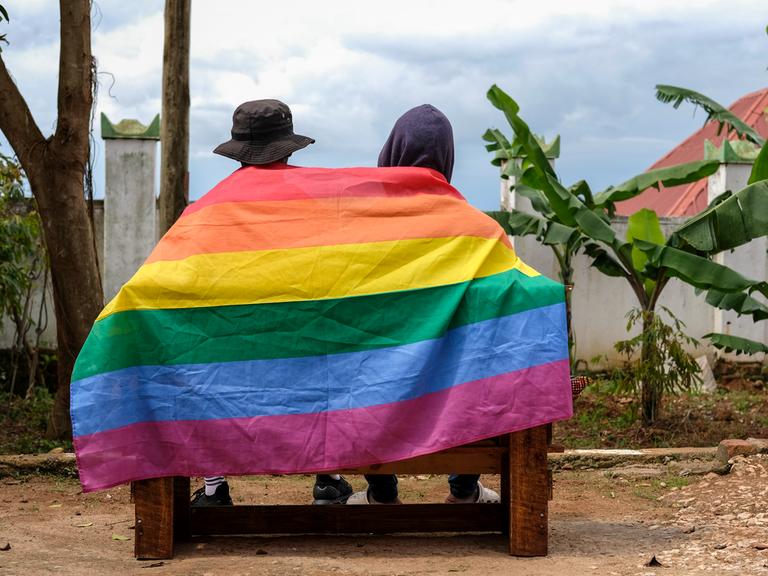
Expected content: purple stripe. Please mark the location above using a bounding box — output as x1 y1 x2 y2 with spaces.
74 360 571 492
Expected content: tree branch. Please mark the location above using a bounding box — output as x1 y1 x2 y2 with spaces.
0 54 45 169
54 0 92 157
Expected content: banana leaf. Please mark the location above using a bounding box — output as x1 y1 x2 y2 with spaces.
655 85 764 146
670 180 768 253
749 141 768 185
636 240 768 298
506 210 545 237
484 210 512 233
627 208 665 295
487 85 629 258
705 289 768 322
583 242 629 279
705 333 768 355
593 160 720 208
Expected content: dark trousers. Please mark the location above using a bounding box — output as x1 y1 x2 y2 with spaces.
365 474 479 502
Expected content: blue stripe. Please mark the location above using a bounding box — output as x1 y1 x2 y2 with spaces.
71 303 567 437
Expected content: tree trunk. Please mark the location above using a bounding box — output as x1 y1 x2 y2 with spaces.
0 0 103 439
26 157 103 438
158 0 190 236
640 309 660 426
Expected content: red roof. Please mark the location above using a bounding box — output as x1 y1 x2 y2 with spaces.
616 87 768 216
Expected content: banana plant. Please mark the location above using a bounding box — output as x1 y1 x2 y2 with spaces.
484 87 720 377
485 84 767 425
655 85 768 355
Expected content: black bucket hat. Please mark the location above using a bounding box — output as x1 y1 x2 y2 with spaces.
213 99 314 164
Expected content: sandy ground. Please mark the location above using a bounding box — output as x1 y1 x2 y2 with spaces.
1 456 767 576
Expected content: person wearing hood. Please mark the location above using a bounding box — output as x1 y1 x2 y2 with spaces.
345 104 501 505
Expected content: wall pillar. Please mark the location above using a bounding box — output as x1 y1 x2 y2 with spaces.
705 140 766 362
101 114 160 302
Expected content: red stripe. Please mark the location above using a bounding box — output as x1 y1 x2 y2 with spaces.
181 165 464 216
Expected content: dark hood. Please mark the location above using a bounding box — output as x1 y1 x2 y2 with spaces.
377 104 454 182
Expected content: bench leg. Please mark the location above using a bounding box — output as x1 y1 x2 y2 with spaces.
508 426 548 556
135 477 182 559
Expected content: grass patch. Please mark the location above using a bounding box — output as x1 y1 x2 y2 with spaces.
556 376 768 449
0 388 72 454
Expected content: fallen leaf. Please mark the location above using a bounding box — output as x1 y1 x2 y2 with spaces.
645 555 665 567
141 562 165 568
0 543 10 551
75 522 94 528
112 534 130 541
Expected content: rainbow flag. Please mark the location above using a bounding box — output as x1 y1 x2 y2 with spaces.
71 165 572 492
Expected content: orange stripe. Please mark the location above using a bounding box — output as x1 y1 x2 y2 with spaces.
148 195 511 263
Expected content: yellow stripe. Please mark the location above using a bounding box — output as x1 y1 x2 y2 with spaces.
99 236 535 319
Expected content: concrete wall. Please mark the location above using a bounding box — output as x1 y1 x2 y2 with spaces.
103 140 157 301
0 202 104 350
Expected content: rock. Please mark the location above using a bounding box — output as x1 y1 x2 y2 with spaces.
681 524 696 534
714 543 728 550
747 438 768 453
696 355 718 393
718 440 756 464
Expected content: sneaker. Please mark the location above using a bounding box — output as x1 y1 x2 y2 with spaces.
312 475 353 505
346 489 402 505
445 481 500 504
191 481 233 507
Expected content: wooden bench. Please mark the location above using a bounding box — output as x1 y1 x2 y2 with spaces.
132 424 552 559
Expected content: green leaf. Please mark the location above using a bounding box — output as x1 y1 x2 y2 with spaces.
627 208 665 269
483 210 512 233
583 242 629 278
655 85 764 146
627 209 665 294
506 210 545 238
636 240 768 298
671 180 768 253
705 333 768 355
542 221 579 245
569 180 595 207
594 160 720 207
705 289 768 322
111 534 130 541
749 141 768 184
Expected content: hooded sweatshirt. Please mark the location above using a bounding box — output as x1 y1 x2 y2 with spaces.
377 104 455 183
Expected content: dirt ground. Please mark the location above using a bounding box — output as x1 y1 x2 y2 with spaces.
1 455 767 576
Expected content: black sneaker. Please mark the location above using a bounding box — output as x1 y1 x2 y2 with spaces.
312 475 353 505
191 481 233 507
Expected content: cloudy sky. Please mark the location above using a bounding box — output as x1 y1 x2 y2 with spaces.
1 0 766 209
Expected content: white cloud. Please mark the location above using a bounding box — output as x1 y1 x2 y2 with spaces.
1 0 766 209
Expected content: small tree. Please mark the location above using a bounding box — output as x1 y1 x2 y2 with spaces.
483 130 717 368
486 84 768 425
0 152 47 396
654 85 768 356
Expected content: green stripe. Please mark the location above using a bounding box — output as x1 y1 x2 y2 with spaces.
73 269 564 381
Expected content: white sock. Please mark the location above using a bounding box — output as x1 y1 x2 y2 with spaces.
204 476 225 496
329 474 341 481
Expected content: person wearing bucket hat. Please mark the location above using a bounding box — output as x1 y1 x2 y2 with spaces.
192 100 354 507
213 99 315 165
